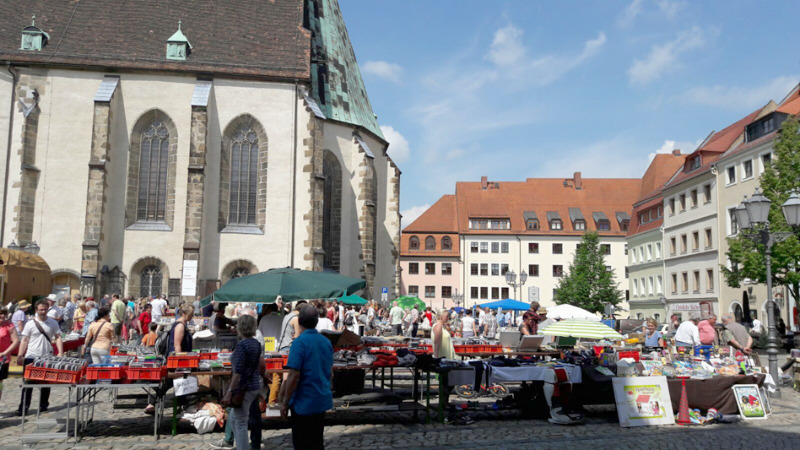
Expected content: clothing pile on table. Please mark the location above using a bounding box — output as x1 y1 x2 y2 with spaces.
395 348 417 367
333 349 361 367
370 350 399 367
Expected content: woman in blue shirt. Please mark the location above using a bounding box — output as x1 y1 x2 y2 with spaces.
644 318 665 347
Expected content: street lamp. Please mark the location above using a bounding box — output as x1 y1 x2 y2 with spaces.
504 269 528 300
452 289 464 309
734 188 800 398
23 241 40 255
7 240 19 251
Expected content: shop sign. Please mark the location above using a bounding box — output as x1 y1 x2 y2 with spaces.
670 303 700 312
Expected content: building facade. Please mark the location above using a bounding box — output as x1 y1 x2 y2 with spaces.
626 151 686 321
661 107 770 320
0 0 401 303
715 87 800 327
402 173 638 312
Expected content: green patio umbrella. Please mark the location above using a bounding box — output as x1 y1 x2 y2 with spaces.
199 267 366 306
395 296 426 310
540 319 624 340
339 293 368 305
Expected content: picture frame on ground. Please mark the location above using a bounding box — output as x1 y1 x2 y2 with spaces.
612 376 675 427
732 384 767 419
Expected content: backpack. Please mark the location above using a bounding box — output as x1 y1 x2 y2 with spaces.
155 323 174 356
344 313 354 326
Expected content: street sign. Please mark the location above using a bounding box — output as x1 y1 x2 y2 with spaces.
381 292 388 303
528 286 539 302
381 287 388 294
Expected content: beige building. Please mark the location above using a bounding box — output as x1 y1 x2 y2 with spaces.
0 0 401 303
626 151 686 321
715 87 800 327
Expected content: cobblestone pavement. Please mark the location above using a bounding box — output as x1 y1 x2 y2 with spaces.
0 376 798 449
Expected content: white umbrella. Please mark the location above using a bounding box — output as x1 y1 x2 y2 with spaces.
541 319 623 340
547 304 601 322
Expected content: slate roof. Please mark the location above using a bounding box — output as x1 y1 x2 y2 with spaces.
0 0 310 80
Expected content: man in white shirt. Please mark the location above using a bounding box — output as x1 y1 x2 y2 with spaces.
17 299 63 415
674 312 702 347
150 295 168 322
409 305 420 337
477 307 487 334
45 294 62 324
751 318 764 335
257 304 283 349
389 302 404 336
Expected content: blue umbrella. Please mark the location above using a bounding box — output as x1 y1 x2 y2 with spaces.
478 298 530 311
451 306 465 313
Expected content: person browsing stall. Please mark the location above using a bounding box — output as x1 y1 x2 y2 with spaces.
16 299 63 416
697 314 717 345
279 305 333 450
433 310 456 359
221 315 264 450
674 312 702 347
721 314 753 355
644 318 665 347
141 323 159 347
460 309 476 338
389 301 404 336
12 300 30 333
169 304 194 353
82 307 115 364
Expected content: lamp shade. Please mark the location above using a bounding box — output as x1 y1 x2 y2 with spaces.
782 191 800 227
734 198 751 231
24 241 40 255
7 240 19 251
505 270 516 284
519 270 528 284
745 188 771 225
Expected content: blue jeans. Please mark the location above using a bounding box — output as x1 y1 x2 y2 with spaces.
224 394 262 449
675 341 694 347
229 390 259 450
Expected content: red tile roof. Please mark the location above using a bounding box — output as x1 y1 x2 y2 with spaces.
638 153 686 200
404 195 458 233
777 92 800 115
665 106 767 190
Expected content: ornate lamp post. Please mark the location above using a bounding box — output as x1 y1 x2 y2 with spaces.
733 188 800 398
452 289 464 309
504 270 528 300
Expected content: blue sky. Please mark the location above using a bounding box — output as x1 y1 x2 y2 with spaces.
339 0 800 226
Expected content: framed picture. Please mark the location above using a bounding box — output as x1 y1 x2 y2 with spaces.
732 384 767 419
759 387 771 415
612 376 675 427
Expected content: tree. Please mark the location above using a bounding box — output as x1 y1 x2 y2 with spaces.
554 232 623 313
722 115 800 310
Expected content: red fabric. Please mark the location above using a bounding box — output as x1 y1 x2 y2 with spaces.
0 321 14 353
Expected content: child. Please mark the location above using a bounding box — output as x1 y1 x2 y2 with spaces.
141 322 158 347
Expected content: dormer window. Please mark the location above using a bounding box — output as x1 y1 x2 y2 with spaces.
616 212 630 232
166 20 192 60
568 208 585 231
20 16 49 51
593 212 611 231
689 156 701 171
409 235 419 250
523 211 539 230
546 211 562 230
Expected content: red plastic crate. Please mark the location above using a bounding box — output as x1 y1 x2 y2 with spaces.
109 346 119 356
199 352 219 360
454 345 480 354
86 366 126 381
167 354 200 369
264 355 288 370
127 366 167 381
616 350 641 362
485 345 503 352
24 365 84 384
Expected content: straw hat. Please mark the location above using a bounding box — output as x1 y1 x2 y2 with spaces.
537 308 548 315
17 299 31 309
46 293 57 302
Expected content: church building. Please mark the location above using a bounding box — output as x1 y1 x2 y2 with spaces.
0 0 401 303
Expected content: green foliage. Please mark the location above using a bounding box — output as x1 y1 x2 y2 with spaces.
722 115 800 303
554 232 623 313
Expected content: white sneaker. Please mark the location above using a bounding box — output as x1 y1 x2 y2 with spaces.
209 438 234 449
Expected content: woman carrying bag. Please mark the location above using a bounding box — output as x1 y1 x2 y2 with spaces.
82 307 114 364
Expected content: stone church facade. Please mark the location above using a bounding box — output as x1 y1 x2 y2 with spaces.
0 0 401 304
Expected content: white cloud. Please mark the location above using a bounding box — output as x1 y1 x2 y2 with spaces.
525 32 606 86
657 0 683 19
445 148 465 160
628 26 710 85
617 0 643 28
680 75 798 110
362 60 404 84
647 138 701 161
380 125 410 163
401 204 431 228
488 24 526 66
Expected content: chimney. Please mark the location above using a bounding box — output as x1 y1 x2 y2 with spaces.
672 149 681 156
573 171 582 190
480 176 488 190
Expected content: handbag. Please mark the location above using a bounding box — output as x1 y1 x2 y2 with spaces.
83 321 109 362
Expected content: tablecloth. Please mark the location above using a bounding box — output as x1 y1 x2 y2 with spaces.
667 374 765 415
488 364 582 384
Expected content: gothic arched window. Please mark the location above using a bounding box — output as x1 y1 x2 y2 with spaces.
322 151 342 271
137 121 170 221
228 127 259 225
140 265 162 297
425 236 436 250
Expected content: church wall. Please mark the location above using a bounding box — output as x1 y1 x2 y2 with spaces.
0 71 12 245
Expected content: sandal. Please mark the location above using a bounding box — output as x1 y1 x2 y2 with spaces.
144 405 155 415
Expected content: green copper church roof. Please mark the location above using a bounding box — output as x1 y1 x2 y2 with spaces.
308 0 384 140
